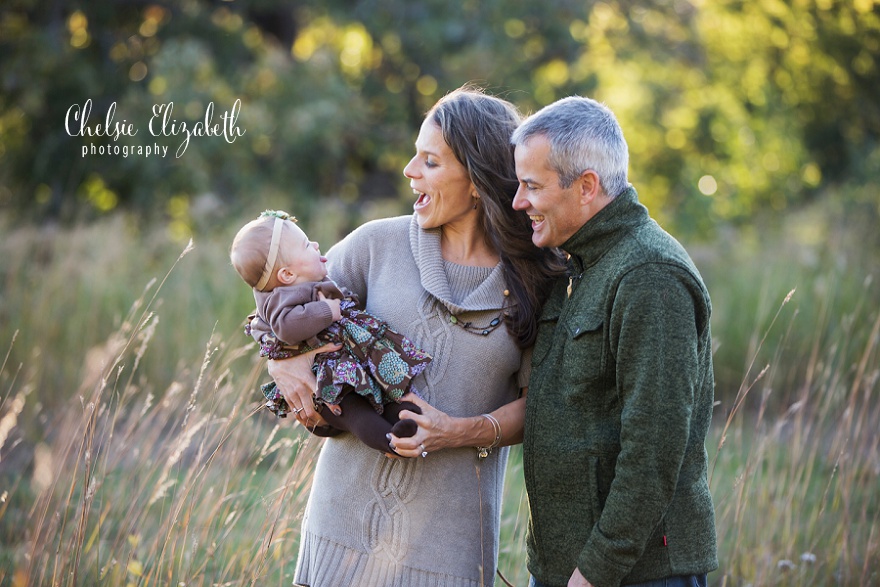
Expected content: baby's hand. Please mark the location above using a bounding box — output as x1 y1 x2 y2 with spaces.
318 291 343 321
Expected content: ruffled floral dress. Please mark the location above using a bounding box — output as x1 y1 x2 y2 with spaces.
248 298 431 418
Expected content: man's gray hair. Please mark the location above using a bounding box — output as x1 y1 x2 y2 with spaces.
511 96 630 198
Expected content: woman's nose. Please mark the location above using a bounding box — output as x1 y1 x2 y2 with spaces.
403 157 419 179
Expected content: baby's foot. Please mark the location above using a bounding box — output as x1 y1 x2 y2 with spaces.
391 419 418 438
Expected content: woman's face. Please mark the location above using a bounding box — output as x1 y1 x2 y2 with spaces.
403 118 476 231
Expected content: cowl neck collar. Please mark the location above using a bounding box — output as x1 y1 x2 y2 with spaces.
408 216 507 314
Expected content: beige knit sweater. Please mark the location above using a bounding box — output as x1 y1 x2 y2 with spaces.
293 215 530 587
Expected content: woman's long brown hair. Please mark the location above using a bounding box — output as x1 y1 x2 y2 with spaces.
429 86 566 348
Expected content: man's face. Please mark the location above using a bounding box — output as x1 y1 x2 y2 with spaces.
512 135 586 249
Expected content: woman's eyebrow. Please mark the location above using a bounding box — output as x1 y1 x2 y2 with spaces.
413 142 440 158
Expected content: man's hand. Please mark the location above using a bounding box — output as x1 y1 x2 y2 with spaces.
568 568 593 587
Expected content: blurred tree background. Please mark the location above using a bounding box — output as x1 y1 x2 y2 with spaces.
0 0 880 587
1 0 877 237
2 4 879 583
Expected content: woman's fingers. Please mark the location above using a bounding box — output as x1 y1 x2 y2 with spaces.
268 357 320 422
266 342 341 426
389 398 452 455
396 392 431 423
387 433 424 458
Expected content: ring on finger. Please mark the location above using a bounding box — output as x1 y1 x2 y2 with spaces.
420 443 428 458
292 406 303 415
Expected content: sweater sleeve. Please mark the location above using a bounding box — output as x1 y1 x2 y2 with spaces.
324 222 376 302
578 263 706 587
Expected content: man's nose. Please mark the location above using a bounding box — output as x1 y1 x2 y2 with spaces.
512 187 527 210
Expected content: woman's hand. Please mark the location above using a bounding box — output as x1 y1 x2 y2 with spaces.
386 393 468 458
388 392 527 458
267 343 341 428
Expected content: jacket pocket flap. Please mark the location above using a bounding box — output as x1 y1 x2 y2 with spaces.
566 313 603 339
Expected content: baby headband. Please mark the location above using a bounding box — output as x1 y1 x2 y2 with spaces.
254 210 297 291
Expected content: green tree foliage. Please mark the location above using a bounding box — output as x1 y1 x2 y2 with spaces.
0 0 878 238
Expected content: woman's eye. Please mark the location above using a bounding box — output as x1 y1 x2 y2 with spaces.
425 159 438 168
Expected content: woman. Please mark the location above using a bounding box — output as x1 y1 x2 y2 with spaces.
268 86 565 586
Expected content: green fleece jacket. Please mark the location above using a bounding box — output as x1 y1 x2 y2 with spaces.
524 187 718 587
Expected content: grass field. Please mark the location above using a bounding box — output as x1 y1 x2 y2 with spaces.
0 210 877 586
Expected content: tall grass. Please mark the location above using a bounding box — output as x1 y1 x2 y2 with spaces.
708 288 879 585
1 233 322 585
0 209 878 586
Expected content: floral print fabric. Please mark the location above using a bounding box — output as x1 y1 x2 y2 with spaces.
249 299 431 417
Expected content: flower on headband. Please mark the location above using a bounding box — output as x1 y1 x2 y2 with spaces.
259 209 298 223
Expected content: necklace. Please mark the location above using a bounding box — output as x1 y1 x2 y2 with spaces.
448 312 505 336
446 289 509 336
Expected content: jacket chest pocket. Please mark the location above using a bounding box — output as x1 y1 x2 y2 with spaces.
560 311 606 392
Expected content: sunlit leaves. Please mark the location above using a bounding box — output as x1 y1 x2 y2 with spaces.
533 0 880 235
67 10 90 49
292 18 380 84
0 0 877 238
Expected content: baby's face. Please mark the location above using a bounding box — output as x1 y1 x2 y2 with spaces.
282 222 328 283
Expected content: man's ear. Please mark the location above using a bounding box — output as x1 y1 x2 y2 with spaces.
276 267 298 285
577 169 602 205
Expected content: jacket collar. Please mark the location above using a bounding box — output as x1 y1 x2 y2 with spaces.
562 186 649 275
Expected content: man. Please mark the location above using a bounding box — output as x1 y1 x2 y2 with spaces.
512 97 718 587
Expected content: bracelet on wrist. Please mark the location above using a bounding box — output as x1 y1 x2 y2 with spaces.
477 413 502 459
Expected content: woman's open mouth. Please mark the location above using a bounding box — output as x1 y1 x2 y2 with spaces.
414 191 432 210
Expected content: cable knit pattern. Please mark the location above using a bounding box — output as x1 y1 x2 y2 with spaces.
293 215 530 587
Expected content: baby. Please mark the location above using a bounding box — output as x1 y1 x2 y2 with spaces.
230 210 431 454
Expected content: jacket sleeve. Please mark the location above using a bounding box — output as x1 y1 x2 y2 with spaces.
578 263 707 587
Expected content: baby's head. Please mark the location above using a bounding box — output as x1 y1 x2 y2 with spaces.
230 210 329 291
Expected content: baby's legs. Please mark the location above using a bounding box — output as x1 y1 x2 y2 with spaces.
381 400 420 438
320 395 421 453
